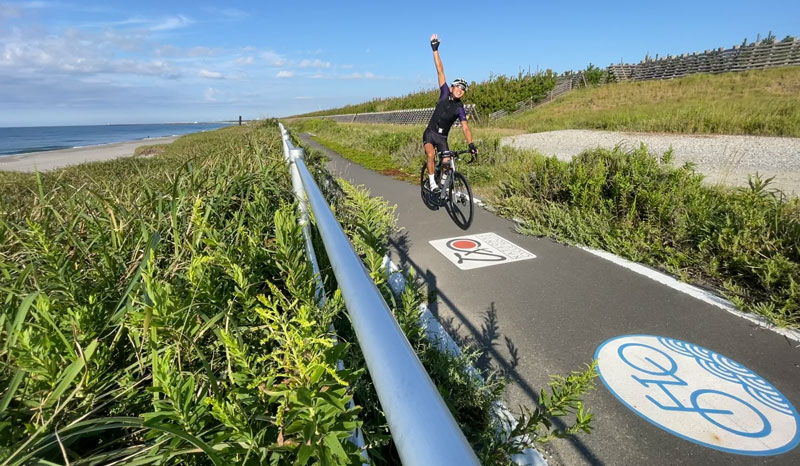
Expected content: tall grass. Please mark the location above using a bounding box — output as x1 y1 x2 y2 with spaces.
0 122 372 464
288 119 519 187
1 121 597 464
500 67 800 137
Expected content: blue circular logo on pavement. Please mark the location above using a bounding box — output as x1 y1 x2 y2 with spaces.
595 335 800 456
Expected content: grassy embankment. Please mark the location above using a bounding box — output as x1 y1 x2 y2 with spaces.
293 71 558 118
292 119 520 185
0 122 596 465
496 66 800 136
296 66 800 137
288 115 800 329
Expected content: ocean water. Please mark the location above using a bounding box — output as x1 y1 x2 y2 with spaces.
0 122 233 156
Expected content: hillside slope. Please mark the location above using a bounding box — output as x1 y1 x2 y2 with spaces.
496 67 800 137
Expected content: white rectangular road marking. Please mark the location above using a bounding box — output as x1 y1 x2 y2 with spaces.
429 232 536 270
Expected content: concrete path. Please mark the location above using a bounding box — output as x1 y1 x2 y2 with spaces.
299 134 800 466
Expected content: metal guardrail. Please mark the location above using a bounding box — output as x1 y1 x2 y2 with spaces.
278 123 480 466
281 129 370 463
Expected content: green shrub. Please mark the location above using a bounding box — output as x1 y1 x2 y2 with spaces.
1 122 598 465
293 72 558 119
0 123 376 464
582 63 607 86
496 145 800 328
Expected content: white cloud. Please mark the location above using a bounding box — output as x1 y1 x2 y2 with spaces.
346 72 377 80
188 46 220 57
0 10 385 124
69 14 194 34
299 58 331 69
261 50 285 67
150 15 193 31
0 27 179 77
198 69 223 79
155 45 180 57
307 71 397 81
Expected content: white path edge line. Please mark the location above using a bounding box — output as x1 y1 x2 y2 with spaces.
578 246 800 344
381 255 547 466
473 194 800 345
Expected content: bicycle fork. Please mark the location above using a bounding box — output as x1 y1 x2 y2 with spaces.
439 160 456 200
439 169 453 200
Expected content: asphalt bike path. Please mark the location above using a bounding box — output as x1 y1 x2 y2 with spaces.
298 134 800 466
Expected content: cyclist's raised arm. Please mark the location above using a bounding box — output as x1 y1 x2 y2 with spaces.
431 33 446 87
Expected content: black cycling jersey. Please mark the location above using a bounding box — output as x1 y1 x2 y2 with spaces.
425 83 467 138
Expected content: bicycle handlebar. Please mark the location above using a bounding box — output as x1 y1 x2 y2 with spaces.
438 149 477 164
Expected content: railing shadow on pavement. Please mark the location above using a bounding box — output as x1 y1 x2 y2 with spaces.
388 232 606 466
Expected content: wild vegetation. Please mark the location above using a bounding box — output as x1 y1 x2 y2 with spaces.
498 66 800 137
497 146 800 328
0 122 596 464
294 63 800 139
293 71 558 118
287 120 800 329
287 119 520 184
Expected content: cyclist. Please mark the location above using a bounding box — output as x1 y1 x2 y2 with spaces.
424 33 478 194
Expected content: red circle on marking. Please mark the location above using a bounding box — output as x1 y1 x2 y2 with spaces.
452 240 477 250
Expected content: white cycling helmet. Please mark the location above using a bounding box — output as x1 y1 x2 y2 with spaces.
452 78 468 91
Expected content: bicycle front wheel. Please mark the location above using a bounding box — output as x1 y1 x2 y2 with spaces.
420 163 439 210
448 172 474 229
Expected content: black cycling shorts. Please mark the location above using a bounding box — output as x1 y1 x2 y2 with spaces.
422 128 449 154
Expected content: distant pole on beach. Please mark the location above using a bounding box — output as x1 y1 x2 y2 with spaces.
239 115 242 126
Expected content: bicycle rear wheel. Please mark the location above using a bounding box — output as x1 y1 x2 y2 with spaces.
448 172 474 229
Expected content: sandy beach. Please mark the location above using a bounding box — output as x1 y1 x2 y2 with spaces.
0 136 179 172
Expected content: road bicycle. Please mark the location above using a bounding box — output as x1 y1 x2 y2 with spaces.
420 149 475 229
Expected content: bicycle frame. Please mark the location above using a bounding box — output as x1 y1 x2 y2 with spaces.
437 150 470 197
421 148 475 229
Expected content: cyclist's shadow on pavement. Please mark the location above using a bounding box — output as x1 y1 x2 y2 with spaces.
387 232 606 466
445 199 472 230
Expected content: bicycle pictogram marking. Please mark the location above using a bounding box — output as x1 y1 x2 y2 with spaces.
429 233 536 270
596 335 800 455
450 239 478 250
445 238 506 264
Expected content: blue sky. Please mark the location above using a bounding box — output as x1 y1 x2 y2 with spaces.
1 0 798 126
